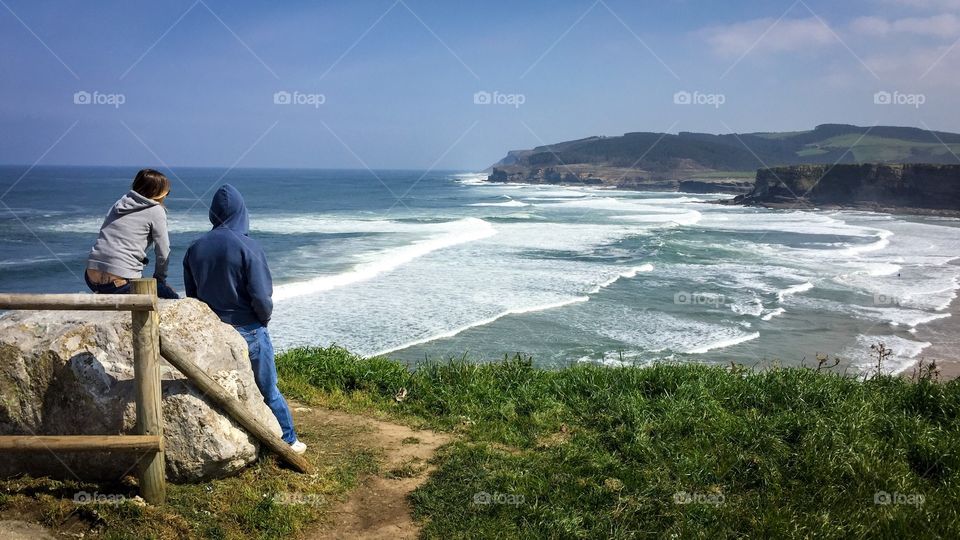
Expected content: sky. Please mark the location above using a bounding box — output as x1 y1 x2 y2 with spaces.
1 0 958 170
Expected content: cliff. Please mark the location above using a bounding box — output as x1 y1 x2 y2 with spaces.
729 163 960 213
485 124 960 193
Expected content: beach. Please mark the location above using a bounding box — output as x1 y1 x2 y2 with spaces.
913 271 960 380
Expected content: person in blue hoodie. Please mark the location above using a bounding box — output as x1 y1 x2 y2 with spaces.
183 184 305 454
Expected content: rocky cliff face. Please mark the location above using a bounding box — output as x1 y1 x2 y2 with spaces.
0 299 282 482
731 164 960 212
487 166 752 193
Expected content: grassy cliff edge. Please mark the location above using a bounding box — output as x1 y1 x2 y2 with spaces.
276 346 960 539
2 346 957 538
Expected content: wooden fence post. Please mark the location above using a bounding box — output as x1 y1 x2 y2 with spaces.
130 278 166 504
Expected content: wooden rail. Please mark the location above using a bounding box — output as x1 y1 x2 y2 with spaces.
160 336 313 474
0 293 155 311
1 281 313 506
0 280 166 504
0 435 162 452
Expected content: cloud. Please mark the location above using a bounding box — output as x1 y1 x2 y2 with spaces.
701 17 836 58
851 14 960 37
878 0 960 11
864 44 960 86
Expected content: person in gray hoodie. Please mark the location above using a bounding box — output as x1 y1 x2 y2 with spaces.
85 169 179 299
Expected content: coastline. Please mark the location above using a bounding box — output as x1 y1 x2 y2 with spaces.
911 275 960 381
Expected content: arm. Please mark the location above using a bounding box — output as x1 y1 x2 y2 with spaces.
246 246 274 325
182 248 197 299
151 208 171 281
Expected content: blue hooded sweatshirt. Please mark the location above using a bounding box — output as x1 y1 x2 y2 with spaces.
183 184 273 326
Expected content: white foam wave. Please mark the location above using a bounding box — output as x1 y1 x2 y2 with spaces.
372 296 589 356
777 282 814 302
847 334 932 375
469 199 530 208
274 218 496 301
614 210 703 227
730 298 764 317
686 331 760 354
454 173 490 185
587 264 653 294
834 229 894 256
761 308 786 321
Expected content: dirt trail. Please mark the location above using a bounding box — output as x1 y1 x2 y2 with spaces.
293 406 450 540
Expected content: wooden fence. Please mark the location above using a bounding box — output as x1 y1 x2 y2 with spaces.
0 278 311 506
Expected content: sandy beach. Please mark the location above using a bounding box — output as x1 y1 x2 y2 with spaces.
911 289 960 381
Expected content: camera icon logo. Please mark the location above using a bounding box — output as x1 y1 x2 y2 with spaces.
874 91 892 105
874 490 892 505
274 91 292 105
473 91 492 105
673 91 692 105
73 491 92 504
473 491 492 505
73 91 92 105
873 293 896 306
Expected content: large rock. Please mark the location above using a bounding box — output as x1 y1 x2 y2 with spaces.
0 299 282 482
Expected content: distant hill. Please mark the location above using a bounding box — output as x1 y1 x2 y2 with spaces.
487 124 960 191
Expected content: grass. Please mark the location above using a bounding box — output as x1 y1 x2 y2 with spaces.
812 134 960 162
0 407 380 539
4 345 957 538
276 346 960 538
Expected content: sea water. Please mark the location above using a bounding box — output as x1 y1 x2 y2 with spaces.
2 166 958 374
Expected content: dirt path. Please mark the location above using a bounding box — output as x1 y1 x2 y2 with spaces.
292 405 451 540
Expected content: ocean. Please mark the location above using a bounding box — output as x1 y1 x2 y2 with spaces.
1 166 958 374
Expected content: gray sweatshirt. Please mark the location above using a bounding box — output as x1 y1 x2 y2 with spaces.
87 190 171 280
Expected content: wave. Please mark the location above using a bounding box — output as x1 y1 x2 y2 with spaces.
274 218 496 301
453 173 489 185
469 199 530 208
834 229 894 256
371 296 589 356
730 298 764 317
614 210 703 227
777 282 814 302
847 334 932 375
761 308 786 321
686 331 760 354
588 264 653 294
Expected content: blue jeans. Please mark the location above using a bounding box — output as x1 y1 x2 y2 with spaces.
234 323 298 444
84 272 180 299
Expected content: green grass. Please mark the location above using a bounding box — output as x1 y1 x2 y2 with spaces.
812 134 960 162
0 409 380 539
277 346 960 538
686 170 757 179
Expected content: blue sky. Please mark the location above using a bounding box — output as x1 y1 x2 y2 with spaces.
1 0 958 169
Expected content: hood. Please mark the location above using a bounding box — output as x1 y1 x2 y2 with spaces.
115 190 160 215
209 184 250 234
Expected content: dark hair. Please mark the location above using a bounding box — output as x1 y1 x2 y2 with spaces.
131 169 170 199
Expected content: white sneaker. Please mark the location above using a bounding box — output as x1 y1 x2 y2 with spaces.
290 440 307 455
